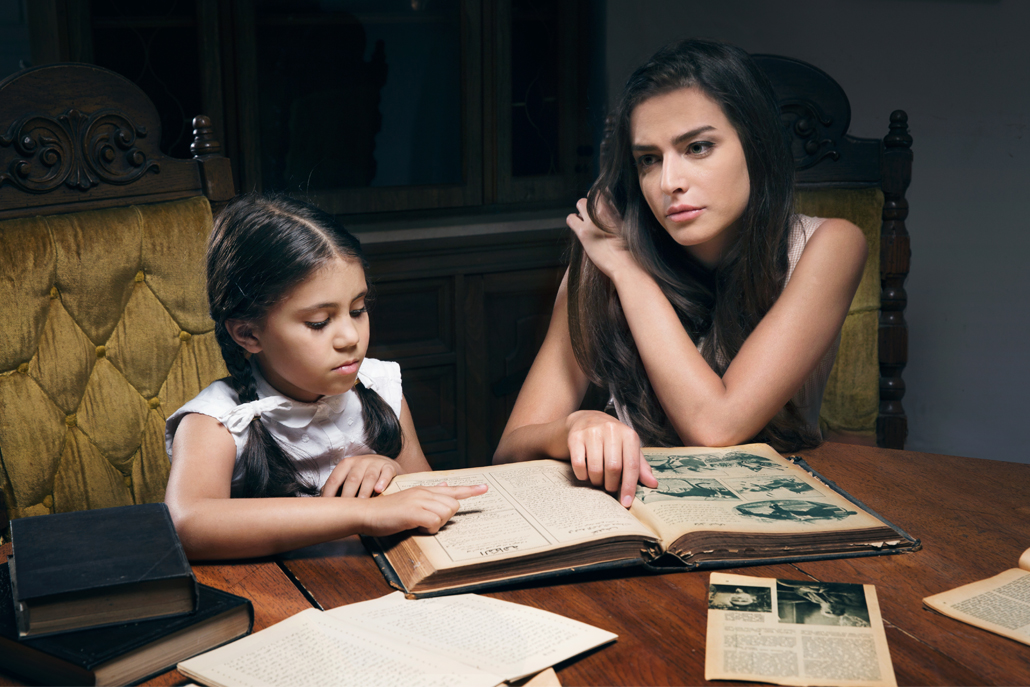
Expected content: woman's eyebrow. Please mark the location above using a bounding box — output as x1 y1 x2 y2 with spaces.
673 125 716 146
631 125 716 151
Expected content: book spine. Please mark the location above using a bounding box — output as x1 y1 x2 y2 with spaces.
8 556 30 638
159 505 200 613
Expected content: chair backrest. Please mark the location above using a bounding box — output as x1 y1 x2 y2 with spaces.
0 64 235 526
754 54 912 449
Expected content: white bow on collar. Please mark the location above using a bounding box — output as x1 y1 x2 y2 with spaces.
221 392 349 434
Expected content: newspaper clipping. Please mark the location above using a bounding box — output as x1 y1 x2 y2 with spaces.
705 572 896 687
923 546 1030 646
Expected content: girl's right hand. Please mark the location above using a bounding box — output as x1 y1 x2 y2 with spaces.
359 484 488 536
566 410 658 507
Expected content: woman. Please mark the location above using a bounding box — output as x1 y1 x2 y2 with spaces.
493 40 866 508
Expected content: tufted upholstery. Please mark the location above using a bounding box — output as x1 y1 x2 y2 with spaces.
0 196 227 519
797 188 883 439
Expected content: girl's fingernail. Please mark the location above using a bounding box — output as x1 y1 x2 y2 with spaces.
622 495 633 507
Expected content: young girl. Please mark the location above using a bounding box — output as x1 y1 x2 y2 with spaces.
165 194 484 559
494 40 867 508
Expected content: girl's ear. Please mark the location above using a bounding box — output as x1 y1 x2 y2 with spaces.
226 319 262 354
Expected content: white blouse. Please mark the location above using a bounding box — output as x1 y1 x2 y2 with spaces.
165 357 403 490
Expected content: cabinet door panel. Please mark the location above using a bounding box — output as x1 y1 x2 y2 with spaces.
465 266 564 466
368 278 454 361
403 365 457 448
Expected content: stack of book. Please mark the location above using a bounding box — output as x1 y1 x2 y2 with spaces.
0 503 253 686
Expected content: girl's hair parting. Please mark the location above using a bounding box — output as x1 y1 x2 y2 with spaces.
207 193 402 498
569 38 820 452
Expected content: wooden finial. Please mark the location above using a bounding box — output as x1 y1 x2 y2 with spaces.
191 115 222 158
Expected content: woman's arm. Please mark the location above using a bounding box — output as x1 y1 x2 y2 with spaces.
164 412 484 559
494 271 657 506
569 200 867 446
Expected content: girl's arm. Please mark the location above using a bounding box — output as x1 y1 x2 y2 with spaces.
164 412 484 560
493 271 657 507
568 198 868 448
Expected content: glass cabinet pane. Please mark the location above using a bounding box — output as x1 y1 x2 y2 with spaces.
254 0 463 193
510 0 559 178
90 0 203 159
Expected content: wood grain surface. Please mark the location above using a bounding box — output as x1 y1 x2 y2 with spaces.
2 443 1026 686
278 443 1030 686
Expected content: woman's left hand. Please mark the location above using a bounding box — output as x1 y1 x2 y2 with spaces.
566 197 641 282
321 454 398 498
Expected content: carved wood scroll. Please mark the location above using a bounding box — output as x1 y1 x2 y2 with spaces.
0 108 159 194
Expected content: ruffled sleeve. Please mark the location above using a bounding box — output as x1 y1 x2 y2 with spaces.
356 357 403 417
164 378 247 460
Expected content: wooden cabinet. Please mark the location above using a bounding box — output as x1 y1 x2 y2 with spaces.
362 221 567 469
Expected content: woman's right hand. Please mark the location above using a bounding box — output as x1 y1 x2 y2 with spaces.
566 410 658 507
359 484 488 536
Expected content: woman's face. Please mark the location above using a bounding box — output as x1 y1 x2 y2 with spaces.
630 87 750 268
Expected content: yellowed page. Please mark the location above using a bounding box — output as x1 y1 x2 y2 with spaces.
630 444 889 546
705 572 896 687
178 608 502 687
327 592 615 682
384 460 658 570
923 568 1030 646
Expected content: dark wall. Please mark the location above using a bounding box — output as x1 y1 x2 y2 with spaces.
605 0 1030 463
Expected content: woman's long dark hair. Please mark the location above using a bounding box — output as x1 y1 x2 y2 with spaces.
207 194 402 498
569 39 820 452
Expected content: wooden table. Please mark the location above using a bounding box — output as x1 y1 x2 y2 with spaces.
2 443 1027 686
277 443 1030 686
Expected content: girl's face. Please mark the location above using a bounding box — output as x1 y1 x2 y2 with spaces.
243 256 370 402
630 86 750 268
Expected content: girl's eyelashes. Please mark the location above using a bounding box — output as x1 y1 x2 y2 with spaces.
305 318 330 330
349 306 368 318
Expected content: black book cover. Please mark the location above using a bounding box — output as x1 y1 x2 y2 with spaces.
0 561 254 685
10 503 197 635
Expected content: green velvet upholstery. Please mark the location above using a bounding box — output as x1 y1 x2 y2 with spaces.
0 196 228 519
796 188 883 438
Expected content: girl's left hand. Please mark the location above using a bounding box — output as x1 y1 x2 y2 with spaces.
566 197 640 281
321 454 398 498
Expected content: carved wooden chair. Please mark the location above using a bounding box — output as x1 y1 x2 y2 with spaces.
753 54 912 449
0 63 235 532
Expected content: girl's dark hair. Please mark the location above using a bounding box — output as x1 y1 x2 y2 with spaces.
569 39 820 452
207 193 402 498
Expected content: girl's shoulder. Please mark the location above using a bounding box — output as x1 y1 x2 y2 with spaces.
357 357 403 416
165 378 239 457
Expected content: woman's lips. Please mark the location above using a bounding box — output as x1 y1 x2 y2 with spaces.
666 205 704 222
334 361 360 375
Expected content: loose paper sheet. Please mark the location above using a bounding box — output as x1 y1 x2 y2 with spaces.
924 566 1030 646
327 592 613 681
178 608 501 687
705 572 896 687
180 594 614 687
